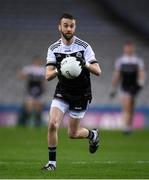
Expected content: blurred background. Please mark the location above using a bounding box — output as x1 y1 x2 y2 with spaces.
0 0 149 129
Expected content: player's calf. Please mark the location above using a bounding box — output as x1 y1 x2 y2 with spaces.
68 129 78 138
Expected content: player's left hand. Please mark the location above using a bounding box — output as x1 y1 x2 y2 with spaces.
76 57 86 68
109 87 117 98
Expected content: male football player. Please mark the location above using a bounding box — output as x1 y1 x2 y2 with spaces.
110 41 145 134
43 13 101 171
18 55 45 127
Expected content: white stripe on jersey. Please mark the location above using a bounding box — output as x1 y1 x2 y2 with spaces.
22 65 45 76
115 55 144 70
46 36 96 65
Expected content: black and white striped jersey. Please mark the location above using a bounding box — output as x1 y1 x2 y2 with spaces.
115 54 144 89
46 36 97 98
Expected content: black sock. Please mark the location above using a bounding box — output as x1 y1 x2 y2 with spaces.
87 130 94 140
48 147 56 161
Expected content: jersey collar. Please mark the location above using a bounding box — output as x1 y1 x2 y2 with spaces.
61 36 76 48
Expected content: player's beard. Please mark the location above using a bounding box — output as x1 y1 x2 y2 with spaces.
61 31 74 41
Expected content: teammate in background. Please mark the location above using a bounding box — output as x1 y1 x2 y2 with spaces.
18 55 45 127
43 13 102 171
110 41 145 134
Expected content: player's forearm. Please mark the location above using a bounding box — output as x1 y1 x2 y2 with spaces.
111 71 120 88
112 78 118 87
45 69 58 81
138 70 145 87
86 63 101 76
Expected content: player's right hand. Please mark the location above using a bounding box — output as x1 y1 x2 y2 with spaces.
56 62 62 74
109 87 117 98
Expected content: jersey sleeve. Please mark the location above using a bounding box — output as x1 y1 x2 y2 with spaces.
84 45 97 64
115 58 121 70
46 48 56 66
138 58 144 70
22 66 30 75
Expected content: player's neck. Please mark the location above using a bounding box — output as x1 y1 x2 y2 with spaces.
61 36 74 46
124 52 135 57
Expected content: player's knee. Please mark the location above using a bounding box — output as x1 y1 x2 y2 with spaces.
48 117 58 132
68 129 78 138
48 122 57 132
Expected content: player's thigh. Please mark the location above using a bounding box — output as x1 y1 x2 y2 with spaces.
68 102 88 132
33 99 43 111
49 97 69 128
48 107 65 130
25 97 34 111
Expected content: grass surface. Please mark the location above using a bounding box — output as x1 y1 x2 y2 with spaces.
0 127 149 179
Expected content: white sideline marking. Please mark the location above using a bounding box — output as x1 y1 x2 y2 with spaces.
0 162 7 164
137 161 149 164
72 161 118 164
0 160 149 165
72 160 149 164
0 161 41 165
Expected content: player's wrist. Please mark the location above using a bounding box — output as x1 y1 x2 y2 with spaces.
85 62 90 68
55 68 58 74
109 86 117 98
138 79 145 87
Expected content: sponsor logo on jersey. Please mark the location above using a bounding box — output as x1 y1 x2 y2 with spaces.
74 107 82 110
70 113 77 116
56 93 62 98
64 49 71 52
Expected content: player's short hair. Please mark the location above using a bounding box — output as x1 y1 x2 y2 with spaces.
32 54 42 60
59 13 75 23
124 41 134 46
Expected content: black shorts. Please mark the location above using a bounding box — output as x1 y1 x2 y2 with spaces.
121 85 141 96
54 91 92 112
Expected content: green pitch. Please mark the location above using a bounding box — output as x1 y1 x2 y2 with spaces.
0 127 149 179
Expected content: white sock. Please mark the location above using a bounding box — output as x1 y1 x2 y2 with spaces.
92 130 98 141
49 160 56 167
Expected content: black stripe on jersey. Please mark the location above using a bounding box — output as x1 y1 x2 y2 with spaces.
46 62 56 66
50 42 61 51
75 39 88 49
75 41 88 49
75 39 88 48
75 39 88 47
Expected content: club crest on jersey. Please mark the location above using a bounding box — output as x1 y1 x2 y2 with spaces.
76 52 82 58
64 49 71 52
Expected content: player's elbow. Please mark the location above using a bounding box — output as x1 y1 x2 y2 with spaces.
45 75 53 81
45 72 53 81
91 64 102 76
45 74 50 81
94 69 101 76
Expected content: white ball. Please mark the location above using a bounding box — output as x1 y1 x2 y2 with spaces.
60 56 82 79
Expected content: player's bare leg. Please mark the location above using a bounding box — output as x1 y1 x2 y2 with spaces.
68 117 99 153
43 107 64 171
18 98 34 126
121 95 135 134
68 117 89 138
34 99 43 127
48 107 64 146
